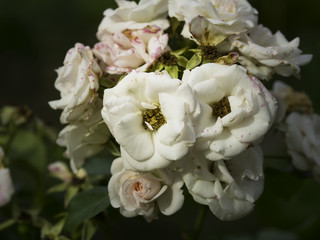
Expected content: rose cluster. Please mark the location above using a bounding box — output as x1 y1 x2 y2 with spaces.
49 0 312 222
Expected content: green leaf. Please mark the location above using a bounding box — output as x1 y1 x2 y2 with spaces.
83 154 113 176
165 65 179 79
81 220 98 240
64 187 110 232
186 52 202 70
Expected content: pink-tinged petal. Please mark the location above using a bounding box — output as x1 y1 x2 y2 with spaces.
49 43 101 124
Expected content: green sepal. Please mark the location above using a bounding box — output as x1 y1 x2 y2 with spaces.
176 55 188 68
186 52 202 70
188 48 201 53
165 65 179 79
171 47 188 57
151 61 165 73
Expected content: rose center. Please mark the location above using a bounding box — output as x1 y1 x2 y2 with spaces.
210 96 231 118
201 45 218 63
142 107 166 131
159 52 178 66
134 182 144 192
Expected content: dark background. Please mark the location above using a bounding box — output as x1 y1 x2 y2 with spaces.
1 0 320 239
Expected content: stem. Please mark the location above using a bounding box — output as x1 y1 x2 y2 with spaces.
0 218 16 231
190 205 207 240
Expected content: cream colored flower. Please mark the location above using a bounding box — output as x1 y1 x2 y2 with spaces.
0 148 14 207
94 25 169 74
108 157 184 221
169 0 258 41
57 99 110 172
181 146 264 220
286 112 320 181
231 25 312 80
182 63 277 160
97 0 169 40
101 70 200 171
49 43 102 124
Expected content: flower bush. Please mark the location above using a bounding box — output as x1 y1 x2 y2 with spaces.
1 0 319 239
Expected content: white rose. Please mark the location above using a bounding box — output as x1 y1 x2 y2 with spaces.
108 157 184 221
97 0 169 40
101 70 200 171
182 63 277 160
0 168 15 207
94 25 169 74
286 112 320 181
181 146 264 220
57 99 110 172
169 0 258 41
230 25 313 80
49 43 102 124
